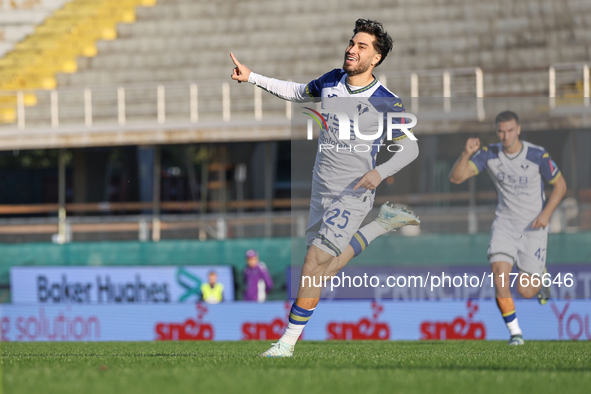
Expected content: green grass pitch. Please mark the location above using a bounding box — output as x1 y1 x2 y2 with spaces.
2 341 591 394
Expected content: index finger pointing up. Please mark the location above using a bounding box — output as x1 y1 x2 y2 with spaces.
230 52 241 67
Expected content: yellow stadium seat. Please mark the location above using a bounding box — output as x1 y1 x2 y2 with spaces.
0 0 156 123
0 108 17 124
24 94 37 106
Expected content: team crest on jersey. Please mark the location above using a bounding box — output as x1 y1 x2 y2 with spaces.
521 164 529 171
356 104 369 116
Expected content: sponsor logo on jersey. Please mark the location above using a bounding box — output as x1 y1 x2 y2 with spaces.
496 172 529 184
550 159 558 176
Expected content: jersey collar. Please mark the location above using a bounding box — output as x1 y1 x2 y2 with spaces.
502 141 524 160
345 76 378 94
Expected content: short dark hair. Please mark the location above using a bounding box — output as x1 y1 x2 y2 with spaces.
495 110 520 125
352 19 393 67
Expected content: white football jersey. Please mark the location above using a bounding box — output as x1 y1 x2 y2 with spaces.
305 69 412 199
469 141 562 227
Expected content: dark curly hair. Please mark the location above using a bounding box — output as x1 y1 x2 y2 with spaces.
495 110 520 125
352 19 393 67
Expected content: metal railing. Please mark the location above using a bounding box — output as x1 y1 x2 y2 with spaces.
0 67 484 134
0 200 587 243
549 62 590 108
379 67 483 114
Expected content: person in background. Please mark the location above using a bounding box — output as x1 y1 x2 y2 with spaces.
201 271 224 304
449 110 567 345
243 249 273 302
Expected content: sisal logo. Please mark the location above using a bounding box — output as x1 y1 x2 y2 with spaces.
326 301 390 340
155 303 214 341
420 299 486 340
241 301 296 340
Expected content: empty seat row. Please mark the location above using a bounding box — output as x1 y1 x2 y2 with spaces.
0 43 12 57
0 25 35 43
4 0 588 103
0 10 52 25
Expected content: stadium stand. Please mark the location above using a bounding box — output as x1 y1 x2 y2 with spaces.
55 0 591 96
0 0 588 243
1 0 589 129
0 0 582 130
0 0 68 122
0 0 155 123
0 1 67 55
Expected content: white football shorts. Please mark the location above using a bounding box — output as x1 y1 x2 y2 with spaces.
307 193 374 257
488 218 549 275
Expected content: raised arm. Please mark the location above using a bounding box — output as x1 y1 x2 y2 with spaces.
449 138 481 184
532 174 567 229
230 52 251 83
230 53 309 102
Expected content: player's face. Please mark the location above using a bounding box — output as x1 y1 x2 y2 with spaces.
209 273 217 285
496 120 521 151
343 32 381 77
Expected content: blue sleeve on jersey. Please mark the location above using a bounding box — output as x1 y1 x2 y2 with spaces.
526 147 562 184
368 87 410 141
469 144 498 174
305 69 345 102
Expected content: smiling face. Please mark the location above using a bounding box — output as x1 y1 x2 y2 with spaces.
497 119 522 153
343 32 382 77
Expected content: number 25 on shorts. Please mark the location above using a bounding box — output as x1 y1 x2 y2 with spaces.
326 209 351 229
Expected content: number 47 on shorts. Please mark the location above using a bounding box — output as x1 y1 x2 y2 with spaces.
535 248 546 261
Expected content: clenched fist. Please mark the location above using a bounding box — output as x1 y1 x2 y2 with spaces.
465 138 481 156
